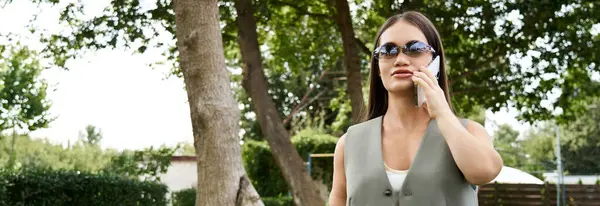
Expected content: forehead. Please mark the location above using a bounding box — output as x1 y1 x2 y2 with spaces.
379 20 428 46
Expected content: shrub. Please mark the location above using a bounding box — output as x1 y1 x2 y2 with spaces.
0 168 168 206
292 128 338 187
242 140 289 197
262 196 293 206
169 187 292 206
172 188 196 206
242 128 338 197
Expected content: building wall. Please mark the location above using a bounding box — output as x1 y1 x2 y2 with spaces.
159 161 197 192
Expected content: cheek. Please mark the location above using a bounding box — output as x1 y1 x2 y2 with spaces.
378 62 393 75
378 66 392 84
412 55 434 68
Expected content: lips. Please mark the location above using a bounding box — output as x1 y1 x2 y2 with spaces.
391 69 413 78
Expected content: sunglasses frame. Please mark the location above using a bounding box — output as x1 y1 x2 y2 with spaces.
373 41 436 60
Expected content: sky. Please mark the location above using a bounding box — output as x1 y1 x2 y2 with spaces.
0 1 532 151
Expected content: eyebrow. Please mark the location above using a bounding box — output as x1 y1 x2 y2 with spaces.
380 41 397 45
380 40 420 46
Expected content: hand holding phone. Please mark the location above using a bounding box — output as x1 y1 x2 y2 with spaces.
415 56 440 107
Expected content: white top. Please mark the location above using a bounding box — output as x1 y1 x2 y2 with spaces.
384 162 409 192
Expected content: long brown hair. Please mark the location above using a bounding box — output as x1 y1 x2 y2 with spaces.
361 11 452 122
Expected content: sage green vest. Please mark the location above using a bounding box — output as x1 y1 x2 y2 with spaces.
344 116 478 206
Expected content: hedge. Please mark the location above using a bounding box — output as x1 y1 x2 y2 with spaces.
0 168 168 206
171 188 293 206
171 188 196 206
242 128 338 197
262 196 293 206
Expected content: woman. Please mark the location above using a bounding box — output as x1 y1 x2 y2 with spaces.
328 11 503 205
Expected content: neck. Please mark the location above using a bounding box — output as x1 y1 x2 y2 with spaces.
383 91 430 130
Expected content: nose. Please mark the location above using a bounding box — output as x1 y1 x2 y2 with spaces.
393 52 410 68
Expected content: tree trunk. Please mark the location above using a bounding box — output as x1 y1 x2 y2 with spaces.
333 0 365 123
172 0 263 205
234 0 326 205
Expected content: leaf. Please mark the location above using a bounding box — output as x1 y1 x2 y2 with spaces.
137 45 147 53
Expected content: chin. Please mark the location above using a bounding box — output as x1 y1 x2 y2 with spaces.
384 81 415 94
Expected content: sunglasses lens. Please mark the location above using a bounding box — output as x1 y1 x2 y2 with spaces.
377 44 399 59
406 41 431 57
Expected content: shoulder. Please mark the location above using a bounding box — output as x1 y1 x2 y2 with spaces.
334 134 346 156
460 118 493 142
347 116 382 132
334 133 347 171
344 116 381 143
337 133 347 147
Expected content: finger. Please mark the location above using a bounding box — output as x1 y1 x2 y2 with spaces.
412 75 432 91
419 66 439 86
413 71 435 88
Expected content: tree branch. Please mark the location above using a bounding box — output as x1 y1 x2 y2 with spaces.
270 0 331 19
282 71 330 126
283 89 328 126
283 87 315 125
354 37 371 56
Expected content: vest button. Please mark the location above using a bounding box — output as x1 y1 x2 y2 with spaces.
383 189 392 196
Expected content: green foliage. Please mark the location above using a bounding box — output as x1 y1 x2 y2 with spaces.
292 128 338 187
169 187 293 206
242 128 338 197
558 97 600 174
0 133 179 180
235 0 348 139
0 134 116 172
176 142 195 156
262 196 294 206
171 188 196 206
102 145 178 181
499 97 600 175
242 140 286 196
0 44 52 133
0 167 168 206
327 87 353 135
79 124 103 146
520 122 559 174
494 124 526 168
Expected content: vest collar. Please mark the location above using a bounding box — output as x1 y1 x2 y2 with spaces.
373 115 435 194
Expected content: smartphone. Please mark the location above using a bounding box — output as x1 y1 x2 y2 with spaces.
415 56 441 107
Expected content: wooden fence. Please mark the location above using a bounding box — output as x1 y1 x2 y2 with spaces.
478 183 600 206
